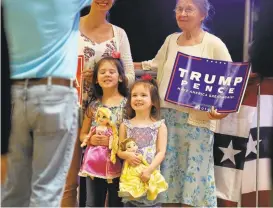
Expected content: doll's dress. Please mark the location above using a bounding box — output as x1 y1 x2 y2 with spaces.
79 126 121 179
119 155 168 201
120 119 168 206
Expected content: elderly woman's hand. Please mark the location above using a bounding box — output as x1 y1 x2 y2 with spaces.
207 106 228 120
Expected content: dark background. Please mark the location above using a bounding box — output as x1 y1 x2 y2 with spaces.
108 0 246 62
81 0 246 62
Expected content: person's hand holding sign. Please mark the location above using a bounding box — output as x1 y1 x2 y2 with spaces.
207 106 228 120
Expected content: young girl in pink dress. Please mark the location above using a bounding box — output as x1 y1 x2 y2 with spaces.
79 56 128 207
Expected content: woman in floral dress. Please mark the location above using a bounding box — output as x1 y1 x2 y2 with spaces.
61 0 134 206
134 0 232 207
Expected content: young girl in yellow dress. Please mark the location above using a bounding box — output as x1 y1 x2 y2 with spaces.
118 75 168 207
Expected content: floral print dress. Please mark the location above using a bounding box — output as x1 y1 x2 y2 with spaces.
78 33 118 112
160 109 216 207
78 25 135 113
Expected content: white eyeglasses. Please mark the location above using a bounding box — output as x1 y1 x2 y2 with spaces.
174 6 196 15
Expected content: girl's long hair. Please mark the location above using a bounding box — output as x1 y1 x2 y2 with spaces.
96 107 119 164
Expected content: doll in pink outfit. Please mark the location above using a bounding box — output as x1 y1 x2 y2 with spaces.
79 107 121 182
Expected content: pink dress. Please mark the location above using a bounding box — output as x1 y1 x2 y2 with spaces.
79 126 122 179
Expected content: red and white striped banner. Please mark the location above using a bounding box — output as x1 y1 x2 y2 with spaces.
214 77 273 207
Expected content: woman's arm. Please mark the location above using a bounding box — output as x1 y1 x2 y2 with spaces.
119 29 135 87
213 37 232 62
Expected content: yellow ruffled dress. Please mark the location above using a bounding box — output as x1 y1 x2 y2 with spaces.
119 155 168 201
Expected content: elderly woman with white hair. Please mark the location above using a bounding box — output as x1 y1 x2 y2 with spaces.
135 0 232 206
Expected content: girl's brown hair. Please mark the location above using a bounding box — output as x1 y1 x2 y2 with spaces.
90 56 128 103
126 77 160 120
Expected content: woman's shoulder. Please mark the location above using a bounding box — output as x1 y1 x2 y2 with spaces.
204 32 232 61
111 24 127 37
78 30 94 54
204 32 228 48
166 32 181 42
112 24 125 32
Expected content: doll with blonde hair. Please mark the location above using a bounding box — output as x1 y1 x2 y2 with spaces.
79 106 121 182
